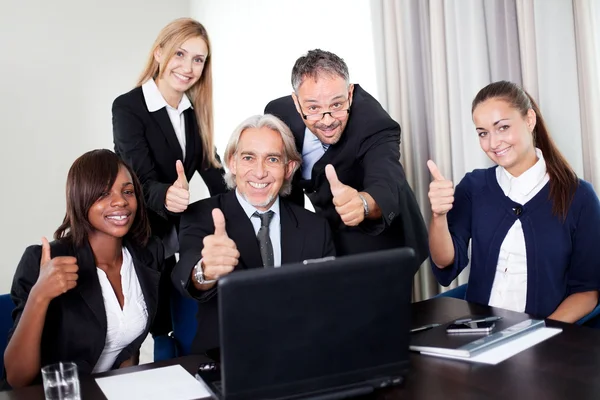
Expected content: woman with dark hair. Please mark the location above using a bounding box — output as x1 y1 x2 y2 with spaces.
3 149 163 388
428 80 600 322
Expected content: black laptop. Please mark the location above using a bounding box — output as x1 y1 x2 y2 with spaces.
197 247 416 400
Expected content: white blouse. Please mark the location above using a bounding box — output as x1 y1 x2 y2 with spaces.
92 247 148 373
141 78 192 160
488 148 549 312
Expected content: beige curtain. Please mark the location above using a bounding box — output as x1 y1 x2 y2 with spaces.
573 0 600 189
371 0 522 300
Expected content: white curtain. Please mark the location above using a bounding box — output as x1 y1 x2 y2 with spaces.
573 0 600 189
371 0 522 300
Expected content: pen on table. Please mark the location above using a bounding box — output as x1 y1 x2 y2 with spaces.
410 323 441 333
454 316 503 324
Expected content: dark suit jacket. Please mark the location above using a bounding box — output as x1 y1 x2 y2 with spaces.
171 190 336 354
265 84 428 265
112 87 227 239
3 237 163 387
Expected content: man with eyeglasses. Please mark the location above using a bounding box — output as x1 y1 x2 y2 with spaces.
265 49 427 265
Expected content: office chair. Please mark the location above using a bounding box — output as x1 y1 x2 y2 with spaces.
0 294 15 377
153 289 198 361
435 283 600 326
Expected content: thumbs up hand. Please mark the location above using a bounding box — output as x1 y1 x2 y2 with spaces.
427 160 454 217
200 208 240 281
325 164 365 226
32 237 79 303
165 160 190 213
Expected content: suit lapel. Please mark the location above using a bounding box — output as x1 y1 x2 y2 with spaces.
150 108 184 161
73 241 107 331
280 200 304 265
223 191 264 269
126 241 160 330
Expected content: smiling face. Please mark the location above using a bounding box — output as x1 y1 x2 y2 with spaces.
154 35 208 101
292 75 353 146
473 98 538 177
87 166 137 241
228 126 296 211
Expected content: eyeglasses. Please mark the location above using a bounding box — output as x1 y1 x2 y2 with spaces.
297 99 351 121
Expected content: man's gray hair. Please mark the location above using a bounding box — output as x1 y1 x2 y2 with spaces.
223 114 302 196
291 49 350 92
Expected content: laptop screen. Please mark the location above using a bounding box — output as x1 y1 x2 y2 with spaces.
217 248 415 399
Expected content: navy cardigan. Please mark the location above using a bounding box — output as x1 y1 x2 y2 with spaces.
432 167 600 318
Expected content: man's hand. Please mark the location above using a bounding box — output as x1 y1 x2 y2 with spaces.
325 164 366 226
199 208 240 280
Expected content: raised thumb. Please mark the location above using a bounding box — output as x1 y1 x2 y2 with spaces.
175 160 189 190
212 208 228 237
325 164 343 194
40 237 51 266
427 160 446 181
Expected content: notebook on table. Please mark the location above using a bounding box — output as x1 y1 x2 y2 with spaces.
410 318 546 358
196 247 417 400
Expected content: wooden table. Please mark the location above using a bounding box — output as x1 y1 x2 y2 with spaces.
2 297 600 399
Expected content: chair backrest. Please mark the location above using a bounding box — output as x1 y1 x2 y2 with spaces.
0 294 15 377
170 289 198 357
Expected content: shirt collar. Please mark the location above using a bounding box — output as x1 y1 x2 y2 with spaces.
235 189 280 219
497 148 547 197
141 79 192 113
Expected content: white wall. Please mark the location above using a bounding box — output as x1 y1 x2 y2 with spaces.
0 0 191 293
191 0 379 157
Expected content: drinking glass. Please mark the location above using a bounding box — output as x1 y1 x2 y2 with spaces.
41 362 81 400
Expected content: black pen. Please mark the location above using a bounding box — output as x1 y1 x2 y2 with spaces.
410 323 441 333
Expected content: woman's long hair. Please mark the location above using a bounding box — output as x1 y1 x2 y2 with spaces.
136 18 219 168
472 81 578 219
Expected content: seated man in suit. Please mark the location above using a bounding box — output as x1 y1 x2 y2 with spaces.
172 114 336 354
265 49 428 266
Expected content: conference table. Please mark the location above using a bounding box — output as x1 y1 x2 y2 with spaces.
2 297 600 400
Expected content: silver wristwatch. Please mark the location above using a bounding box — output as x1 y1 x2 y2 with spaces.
194 260 217 284
358 193 369 217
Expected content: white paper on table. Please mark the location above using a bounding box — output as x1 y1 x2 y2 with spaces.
95 364 211 400
420 327 562 365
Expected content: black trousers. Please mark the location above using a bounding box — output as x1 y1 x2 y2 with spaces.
151 255 176 336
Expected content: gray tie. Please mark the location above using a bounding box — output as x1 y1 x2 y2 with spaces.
253 211 275 268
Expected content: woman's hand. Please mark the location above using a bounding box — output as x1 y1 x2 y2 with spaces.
427 160 455 217
165 160 190 213
31 237 78 303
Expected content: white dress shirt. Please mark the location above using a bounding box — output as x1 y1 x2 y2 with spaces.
301 127 326 180
92 247 148 373
141 79 192 160
488 148 549 312
235 189 282 267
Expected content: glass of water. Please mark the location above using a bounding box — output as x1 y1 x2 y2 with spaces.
41 362 81 400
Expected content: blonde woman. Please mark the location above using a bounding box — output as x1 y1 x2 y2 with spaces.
112 18 227 340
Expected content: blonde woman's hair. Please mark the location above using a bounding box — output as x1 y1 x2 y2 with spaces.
223 114 302 196
137 18 219 168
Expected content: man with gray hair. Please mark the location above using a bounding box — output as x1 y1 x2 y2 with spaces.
265 49 427 266
172 114 335 354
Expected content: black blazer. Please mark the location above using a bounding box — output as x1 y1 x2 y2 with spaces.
265 84 428 265
4 237 163 386
112 87 227 239
171 191 336 354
